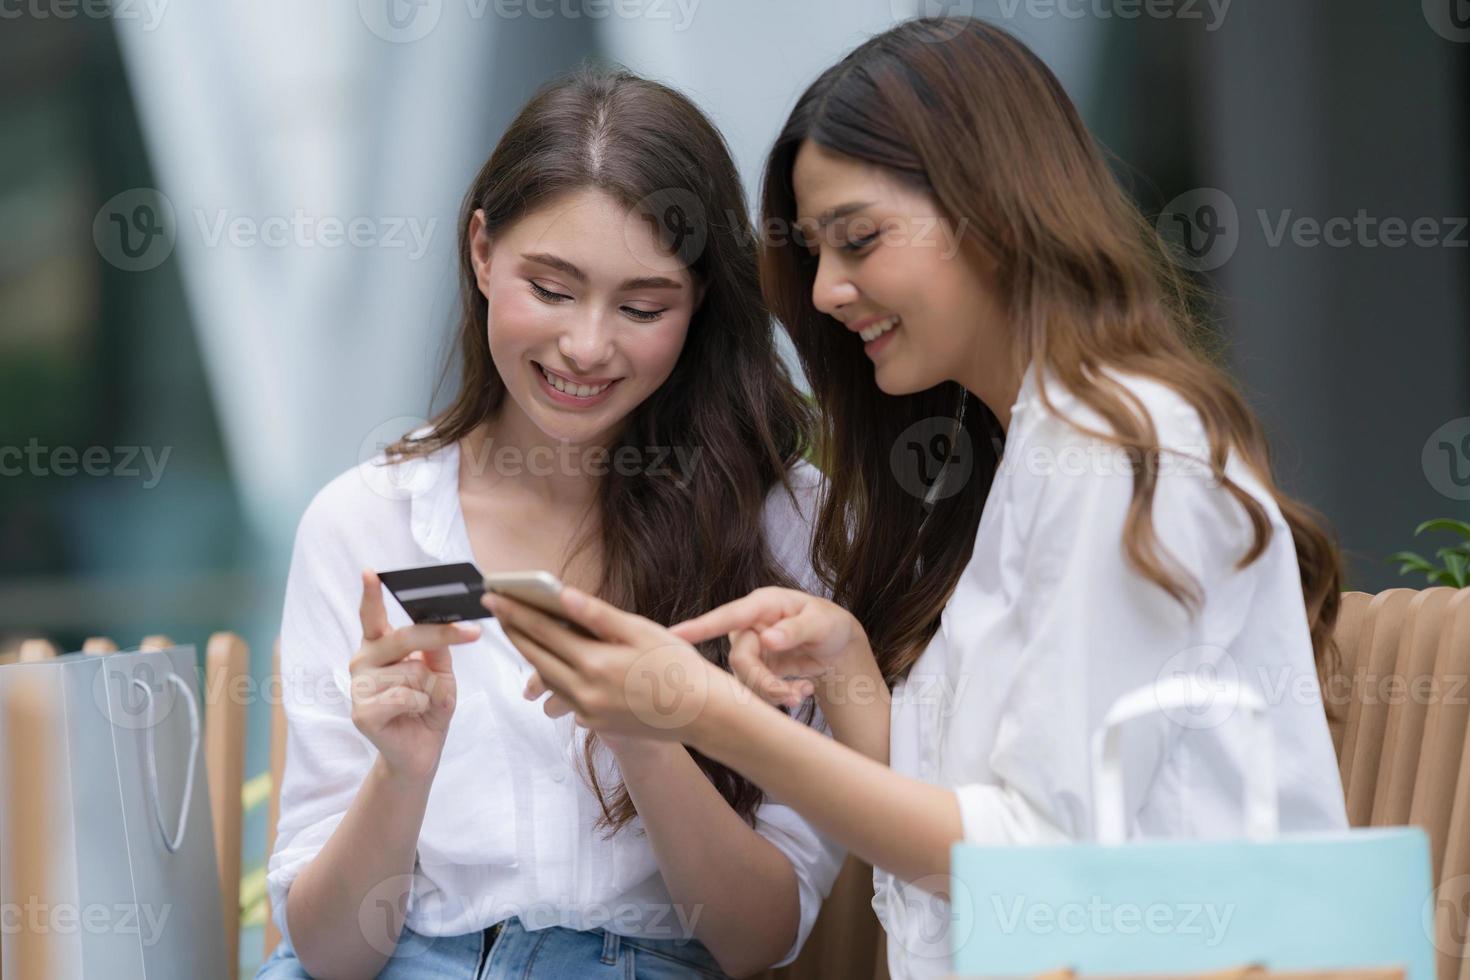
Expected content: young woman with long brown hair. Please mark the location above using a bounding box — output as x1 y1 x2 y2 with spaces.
487 18 1350 980
258 67 843 980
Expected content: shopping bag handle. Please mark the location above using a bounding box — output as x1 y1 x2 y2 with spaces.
1089 673 1276 845
130 673 200 854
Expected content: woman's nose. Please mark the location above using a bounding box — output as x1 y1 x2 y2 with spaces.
557 314 615 372
811 252 859 319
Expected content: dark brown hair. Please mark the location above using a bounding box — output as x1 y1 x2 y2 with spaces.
760 18 1342 692
389 66 815 832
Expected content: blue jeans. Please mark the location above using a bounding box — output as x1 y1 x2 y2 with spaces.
255 915 730 979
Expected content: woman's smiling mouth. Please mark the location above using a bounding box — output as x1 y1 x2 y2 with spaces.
533 361 623 407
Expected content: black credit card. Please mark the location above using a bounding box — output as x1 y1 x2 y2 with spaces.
378 562 492 624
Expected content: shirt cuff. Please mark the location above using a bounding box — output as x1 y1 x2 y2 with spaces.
266 811 349 950
953 782 1071 847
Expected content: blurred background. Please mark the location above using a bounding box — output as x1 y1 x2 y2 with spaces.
1 0 1466 973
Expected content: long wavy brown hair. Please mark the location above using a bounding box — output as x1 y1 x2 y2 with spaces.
387 66 815 832
760 18 1342 697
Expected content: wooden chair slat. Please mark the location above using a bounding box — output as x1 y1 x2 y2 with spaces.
264 639 286 962
1409 589 1470 881
1343 590 1416 825
1433 709 1470 980
1371 588 1456 826
17 638 58 662
1337 592 1382 780
204 632 249 980
1328 592 1373 763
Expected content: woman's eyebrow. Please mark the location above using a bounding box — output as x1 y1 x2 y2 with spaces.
811 201 874 228
522 252 684 291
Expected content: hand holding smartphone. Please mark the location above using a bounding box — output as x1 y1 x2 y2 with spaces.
482 570 598 638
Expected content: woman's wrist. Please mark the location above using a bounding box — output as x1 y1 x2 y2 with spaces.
689 662 782 758
818 620 882 699
604 734 684 773
371 752 439 794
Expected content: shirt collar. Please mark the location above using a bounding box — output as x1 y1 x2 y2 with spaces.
398 428 462 562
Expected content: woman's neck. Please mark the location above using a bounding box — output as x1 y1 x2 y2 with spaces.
458 402 608 512
958 345 1023 435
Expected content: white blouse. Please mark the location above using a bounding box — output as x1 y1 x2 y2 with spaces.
266 443 843 966
875 367 1349 980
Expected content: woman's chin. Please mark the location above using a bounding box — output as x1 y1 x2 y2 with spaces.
872 359 926 397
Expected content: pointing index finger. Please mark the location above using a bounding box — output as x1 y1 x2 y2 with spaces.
670 591 788 645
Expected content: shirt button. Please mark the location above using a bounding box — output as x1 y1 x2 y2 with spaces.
551 770 566 783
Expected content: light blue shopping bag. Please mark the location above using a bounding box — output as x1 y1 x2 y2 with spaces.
951 677 1436 979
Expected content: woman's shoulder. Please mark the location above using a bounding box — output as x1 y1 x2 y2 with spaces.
762 457 825 529
1011 366 1288 540
762 458 828 594
294 436 457 552
1022 367 1211 457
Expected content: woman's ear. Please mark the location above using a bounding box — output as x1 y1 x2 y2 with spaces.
692 278 709 313
468 209 493 297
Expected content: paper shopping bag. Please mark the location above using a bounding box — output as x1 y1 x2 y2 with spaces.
950 678 1435 980
0 646 228 979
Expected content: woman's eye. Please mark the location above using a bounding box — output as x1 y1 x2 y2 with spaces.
842 234 878 253
529 280 571 303
622 306 665 323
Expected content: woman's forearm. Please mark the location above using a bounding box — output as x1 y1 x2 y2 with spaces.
814 638 892 763
285 756 435 980
613 740 801 977
692 672 963 886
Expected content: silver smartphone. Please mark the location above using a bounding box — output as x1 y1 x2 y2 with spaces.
482 570 598 638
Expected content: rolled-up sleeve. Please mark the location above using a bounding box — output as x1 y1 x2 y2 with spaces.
266 496 376 947
750 791 847 967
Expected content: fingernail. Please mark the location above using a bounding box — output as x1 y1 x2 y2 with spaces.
561 587 586 612
764 628 787 645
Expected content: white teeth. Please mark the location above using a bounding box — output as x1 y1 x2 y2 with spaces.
539 365 611 398
859 315 901 343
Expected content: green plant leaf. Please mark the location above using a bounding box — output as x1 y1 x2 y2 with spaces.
1415 518 1470 541
1444 552 1469 588
1388 551 1439 576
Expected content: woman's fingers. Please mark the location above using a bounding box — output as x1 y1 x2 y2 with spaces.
759 601 843 656
523 671 548 700
358 659 436 698
669 588 799 645
485 593 601 663
359 621 480 669
556 587 665 647
353 686 431 729
360 570 391 642
502 624 583 704
728 629 802 707
542 693 574 719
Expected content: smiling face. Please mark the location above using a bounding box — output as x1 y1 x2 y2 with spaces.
791 140 1009 397
468 188 701 446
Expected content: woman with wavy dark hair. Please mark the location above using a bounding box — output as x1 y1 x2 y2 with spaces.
259 67 842 979
489 19 1349 980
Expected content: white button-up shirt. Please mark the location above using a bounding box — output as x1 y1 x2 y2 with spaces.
875 367 1349 979
266 443 843 966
